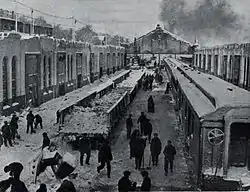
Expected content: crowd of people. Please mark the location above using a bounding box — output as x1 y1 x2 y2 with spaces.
0 71 177 191
0 111 44 151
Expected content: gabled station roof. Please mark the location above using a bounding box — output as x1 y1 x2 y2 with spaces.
137 24 193 45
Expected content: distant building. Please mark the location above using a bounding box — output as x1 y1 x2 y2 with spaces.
0 9 53 36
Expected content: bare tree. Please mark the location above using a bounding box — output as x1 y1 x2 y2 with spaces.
75 24 97 42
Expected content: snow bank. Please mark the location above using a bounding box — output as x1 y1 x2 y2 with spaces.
61 88 128 135
204 166 250 186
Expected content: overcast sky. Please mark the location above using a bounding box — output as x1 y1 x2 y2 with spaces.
1 0 250 40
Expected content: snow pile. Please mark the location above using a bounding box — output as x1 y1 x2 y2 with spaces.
117 70 145 88
204 166 250 186
61 88 128 134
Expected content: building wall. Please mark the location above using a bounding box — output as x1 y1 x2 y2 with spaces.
194 44 250 91
0 35 125 115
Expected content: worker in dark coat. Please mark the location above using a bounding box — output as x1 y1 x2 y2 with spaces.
140 171 151 191
150 133 162 166
126 114 133 139
118 171 137 192
0 162 28 192
36 183 47 192
144 119 152 143
165 82 170 94
79 133 91 165
137 112 147 136
133 134 146 170
147 96 155 113
26 111 35 134
10 114 19 141
56 180 76 192
158 74 163 84
34 114 43 129
129 129 140 159
143 78 148 91
163 140 176 175
0 132 3 151
42 132 50 149
1 121 13 147
97 139 113 178
56 110 60 124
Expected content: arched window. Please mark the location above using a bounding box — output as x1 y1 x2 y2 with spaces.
48 57 52 87
43 56 47 88
2 56 8 105
12 56 17 101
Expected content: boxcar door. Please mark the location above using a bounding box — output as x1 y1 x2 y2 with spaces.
229 136 247 167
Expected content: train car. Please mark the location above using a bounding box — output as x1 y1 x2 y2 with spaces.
164 57 250 190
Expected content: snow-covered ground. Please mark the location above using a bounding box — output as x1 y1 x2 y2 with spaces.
204 166 250 187
0 69 131 191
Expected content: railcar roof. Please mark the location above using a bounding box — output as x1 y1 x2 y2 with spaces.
168 61 215 117
166 58 250 118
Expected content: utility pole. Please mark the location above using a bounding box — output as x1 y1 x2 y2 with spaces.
31 9 34 34
15 0 18 32
72 17 76 41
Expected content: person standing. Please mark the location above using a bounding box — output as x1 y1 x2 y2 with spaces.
163 140 176 176
126 114 133 139
34 114 43 129
137 112 147 136
144 119 152 143
140 171 151 191
79 133 91 165
56 180 76 192
26 111 35 134
56 110 60 124
0 132 3 151
36 183 47 192
0 162 28 192
42 132 50 149
1 121 13 147
133 133 146 170
129 129 140 159
147 96 155 113
118 170 137 192
10 114 19 142
97 138 113 178
150 133 162 166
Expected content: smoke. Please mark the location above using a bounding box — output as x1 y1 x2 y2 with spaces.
159 0 248 46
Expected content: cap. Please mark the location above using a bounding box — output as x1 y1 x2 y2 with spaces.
123 170 131 176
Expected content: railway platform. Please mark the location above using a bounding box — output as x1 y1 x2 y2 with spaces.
89 70 194 191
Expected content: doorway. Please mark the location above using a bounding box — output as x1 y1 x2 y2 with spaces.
59 83 65 96
229 123 250 169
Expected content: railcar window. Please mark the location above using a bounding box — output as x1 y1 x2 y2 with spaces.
43 56 47 89
12 56 17 101
48 57 52 87
2 57 9 105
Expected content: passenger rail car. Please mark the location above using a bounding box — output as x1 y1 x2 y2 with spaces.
164 58 250 190
0 34 126 115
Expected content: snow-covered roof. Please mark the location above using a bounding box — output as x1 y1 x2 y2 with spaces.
137 25 192 46
166 58 250 118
